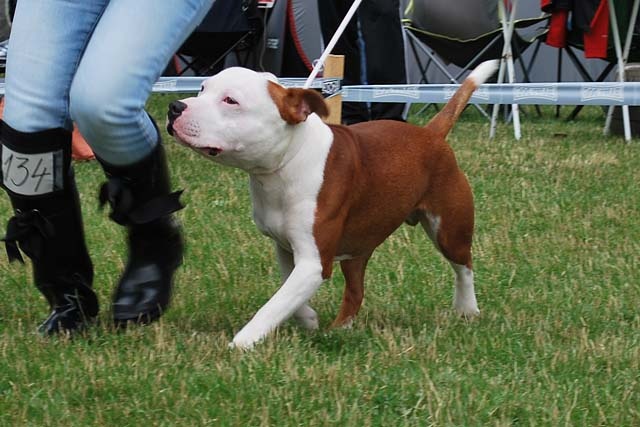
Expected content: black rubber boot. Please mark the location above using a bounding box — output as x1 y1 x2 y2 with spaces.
97 136 184 326
0 121 98 335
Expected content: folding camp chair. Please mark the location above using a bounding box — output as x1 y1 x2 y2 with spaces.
543 0 639 140
403 0 548 139
605 0 640 139
166 0 262 76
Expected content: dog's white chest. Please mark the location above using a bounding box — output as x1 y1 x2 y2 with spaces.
249 175 291 248
246 117 334 255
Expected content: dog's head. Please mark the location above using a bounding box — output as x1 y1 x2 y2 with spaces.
167 67 328 172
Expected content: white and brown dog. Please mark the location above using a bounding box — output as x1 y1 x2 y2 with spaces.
167 60 498 349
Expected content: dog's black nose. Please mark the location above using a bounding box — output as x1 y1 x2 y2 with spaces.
168 100 187 121
167 101 188 136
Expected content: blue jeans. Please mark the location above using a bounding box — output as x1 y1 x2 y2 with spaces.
3 0 214 165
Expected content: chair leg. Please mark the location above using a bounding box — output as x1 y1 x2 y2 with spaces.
556 48 563 118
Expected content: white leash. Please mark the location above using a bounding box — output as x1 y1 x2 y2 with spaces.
303 0 363 89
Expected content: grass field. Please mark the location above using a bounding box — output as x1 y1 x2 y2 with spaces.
1 99 639 426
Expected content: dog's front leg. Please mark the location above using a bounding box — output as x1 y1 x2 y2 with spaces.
275 245 319 330
231 258 323 349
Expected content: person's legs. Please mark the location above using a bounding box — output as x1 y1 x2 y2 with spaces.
68 0 214 325
3 0 108 132
318 0 369 124
1 0 108 334
359 0 407 121
69 0 214 165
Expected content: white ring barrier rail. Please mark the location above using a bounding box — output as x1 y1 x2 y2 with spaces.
149 78 640 106
149 77 333 93
342 83 640 106
0 77 336 97
1 78 640 106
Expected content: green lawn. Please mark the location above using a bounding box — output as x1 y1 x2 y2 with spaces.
1 99 639 426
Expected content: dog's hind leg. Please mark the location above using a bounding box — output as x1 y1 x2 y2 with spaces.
330 255 371 328
275 244 319 330
449 262 479 318
420 205 480 318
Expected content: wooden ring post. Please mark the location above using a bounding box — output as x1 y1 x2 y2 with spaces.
322 54 344 125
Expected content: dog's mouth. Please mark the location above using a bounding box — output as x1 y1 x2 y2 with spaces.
171 136 222 157
199 147 222 157
167 120 222 157
168 131 222 157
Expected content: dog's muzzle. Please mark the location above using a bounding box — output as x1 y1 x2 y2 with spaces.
166 100 188 136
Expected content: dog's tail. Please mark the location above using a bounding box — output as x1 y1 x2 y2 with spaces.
425 60 499 138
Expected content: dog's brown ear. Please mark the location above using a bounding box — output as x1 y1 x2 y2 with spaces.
268 81 329 124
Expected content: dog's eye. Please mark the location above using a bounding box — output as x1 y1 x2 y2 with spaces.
223 96 238 105
199 85 204 93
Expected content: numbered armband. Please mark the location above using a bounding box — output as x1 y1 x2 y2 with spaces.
1 145 64 196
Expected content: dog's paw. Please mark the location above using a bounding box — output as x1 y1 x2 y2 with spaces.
229 336 257 351
229 328 263 350
339 318 354 329
329 316 354 329
294 305 319 330
454 303 480 319
453 290 480 319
